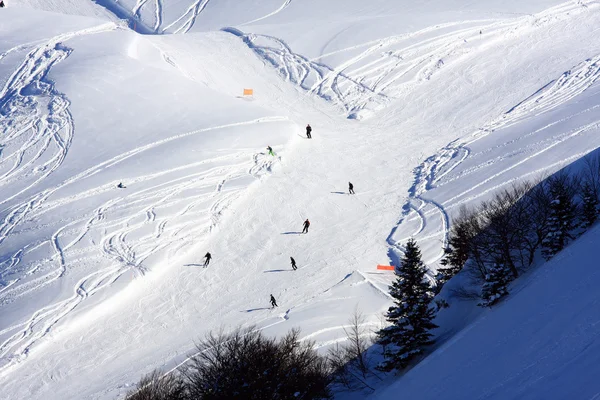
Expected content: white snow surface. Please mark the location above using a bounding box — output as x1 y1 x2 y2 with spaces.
1 0 600 399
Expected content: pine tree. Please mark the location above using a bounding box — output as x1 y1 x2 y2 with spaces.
376 239 438 371
435 247 464 293
542 188 576 260
478 261 510 308
435 220 472 293
581 182 598 229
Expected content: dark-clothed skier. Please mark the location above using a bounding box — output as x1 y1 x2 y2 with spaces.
302 219 310 234
117 182 126 189
306 124 312 139
267 146 274 156
290 257 297 270
0 2 5 8
349 182 355 194
203 252 212 267
270 294 278 308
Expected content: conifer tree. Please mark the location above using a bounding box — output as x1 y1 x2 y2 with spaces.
376 239 438 371
542 186 576 260
435 216 473 293
478 261 510 308
581 182 598 229
435 246 465 293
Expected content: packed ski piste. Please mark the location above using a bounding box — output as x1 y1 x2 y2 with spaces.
1 0 600 399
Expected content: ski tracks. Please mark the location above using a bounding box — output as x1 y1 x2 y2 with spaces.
388 49 600 269
169 0 211 34
0 115 287 374
227 0 596 119
239 0 294 26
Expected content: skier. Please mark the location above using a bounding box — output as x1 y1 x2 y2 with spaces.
117 182 126 188
306 124 312 139
270 294 278 308
349 182 355 194
203 252 212 267
0 1 5 8
302 219 310 234
290 256 297 270
267 146 275 156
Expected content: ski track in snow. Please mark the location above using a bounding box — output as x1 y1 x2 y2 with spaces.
388 50 600 270
132 0 211 34
0 24 289 371
239 0 293 26
225 1 595 119
0 133 285 374
0 23 122 372
96 0 209 34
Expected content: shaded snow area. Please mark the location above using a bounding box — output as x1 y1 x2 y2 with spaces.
1 0 600 399
375 223 600 400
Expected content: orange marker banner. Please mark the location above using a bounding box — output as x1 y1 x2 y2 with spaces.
377 265 395 271
243 88 253 96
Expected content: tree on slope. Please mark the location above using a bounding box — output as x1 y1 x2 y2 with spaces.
434 207 477 293
184 327 332 399
542 176 578 260
376 238 438 371
580 182 598 229
478 261 511 308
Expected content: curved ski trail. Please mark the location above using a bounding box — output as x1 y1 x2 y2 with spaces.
388 51 600 270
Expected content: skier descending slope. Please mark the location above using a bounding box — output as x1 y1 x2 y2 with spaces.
0 1 5 8
267 145 275 156
290 257 297 270
306 124 312 139
302 219 310 234
270 294 278 308
203 252 212 267
349 182 355 194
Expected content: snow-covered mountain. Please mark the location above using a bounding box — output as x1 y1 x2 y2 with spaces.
1 1 600 398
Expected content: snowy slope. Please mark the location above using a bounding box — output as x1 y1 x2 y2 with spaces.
10 0 116 18
376 223 600 400
1 0 600 399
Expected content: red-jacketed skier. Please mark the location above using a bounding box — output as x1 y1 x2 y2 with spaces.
302 219 310 234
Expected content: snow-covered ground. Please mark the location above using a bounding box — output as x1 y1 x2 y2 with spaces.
1 0 600 398
376 221 600 400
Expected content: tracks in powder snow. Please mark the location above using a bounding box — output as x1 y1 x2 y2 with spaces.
225 1 596 120
0 24 289 373
114 0 211 34
387 50 600 269
0 22 119 373
0 117 286 375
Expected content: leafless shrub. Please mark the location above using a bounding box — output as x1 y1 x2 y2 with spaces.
329 309 380 391
125 370 187 400
182 326 332 400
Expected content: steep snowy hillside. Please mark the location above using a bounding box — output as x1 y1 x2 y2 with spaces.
1 1 600 399
376 222 600 400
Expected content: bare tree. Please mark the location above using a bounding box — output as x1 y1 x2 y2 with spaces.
329 309 379 391
182 326 332 400
125 370 187 400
